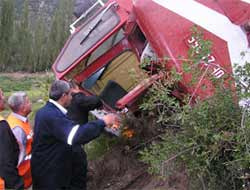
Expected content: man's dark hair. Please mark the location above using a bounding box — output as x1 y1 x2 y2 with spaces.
49 80 70 101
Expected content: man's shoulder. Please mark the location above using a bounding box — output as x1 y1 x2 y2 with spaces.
0 120 12 135
37 102 57 115
37 102 63 117
0 120 8 130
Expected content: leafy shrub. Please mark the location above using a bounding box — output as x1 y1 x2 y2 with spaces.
139 27 250 189
140 81 250 189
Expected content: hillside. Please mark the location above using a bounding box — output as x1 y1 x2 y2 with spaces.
0 0 60 25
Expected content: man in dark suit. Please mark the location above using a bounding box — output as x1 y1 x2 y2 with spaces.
0 88 24 190
31 80 117 190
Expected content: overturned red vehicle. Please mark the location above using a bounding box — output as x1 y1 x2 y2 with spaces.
52 0 250 112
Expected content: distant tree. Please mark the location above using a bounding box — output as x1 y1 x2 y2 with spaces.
0 0 15 71
0 0 74 72
47 0 73 69
32 17 48 72
17 0 33 71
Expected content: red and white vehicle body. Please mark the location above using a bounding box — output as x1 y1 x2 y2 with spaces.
52 0 250 111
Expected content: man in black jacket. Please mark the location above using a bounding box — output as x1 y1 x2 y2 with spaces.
0 88 24 190
67 82 102 190
67 81 102 125
31 80 117 190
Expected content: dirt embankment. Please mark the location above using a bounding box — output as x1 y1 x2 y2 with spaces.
87 115 188 190
87 145 188 190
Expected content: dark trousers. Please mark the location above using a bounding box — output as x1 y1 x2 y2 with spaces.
70 146 87 190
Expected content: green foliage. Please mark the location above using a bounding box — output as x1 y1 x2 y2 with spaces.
85 134 118 161
188 26 212 65
0 75 34 92
234 59 250 99
0 0 15 71
32 18 49 72
47 0 73 66
140 72 183 126
182 91 242 189
140 89 246 189
0 0 74 72
13 0 33 71
139 27 250 189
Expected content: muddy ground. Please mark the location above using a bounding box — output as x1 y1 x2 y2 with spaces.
87 115 189 190
87 145 188 190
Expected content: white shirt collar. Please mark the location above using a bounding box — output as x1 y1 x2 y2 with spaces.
12 112 28 122
49 99 68 115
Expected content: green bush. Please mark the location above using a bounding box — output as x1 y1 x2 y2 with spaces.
140 82 249 189
139 27 250 189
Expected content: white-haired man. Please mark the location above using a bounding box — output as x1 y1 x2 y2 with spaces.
7 92 33 188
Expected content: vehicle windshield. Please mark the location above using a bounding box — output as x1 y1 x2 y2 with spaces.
63 28 125 80
55 4 120 72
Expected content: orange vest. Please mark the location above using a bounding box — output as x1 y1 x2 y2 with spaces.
7 114 33 188
0 115 5 189
0 178 4 190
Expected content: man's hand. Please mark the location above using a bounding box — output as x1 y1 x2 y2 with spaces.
103 113 119 128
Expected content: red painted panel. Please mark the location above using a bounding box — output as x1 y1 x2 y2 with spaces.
216 0 250 25
52 0 249 108
133 0 242 100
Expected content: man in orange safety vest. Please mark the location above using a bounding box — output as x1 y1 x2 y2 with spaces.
7 92 33 189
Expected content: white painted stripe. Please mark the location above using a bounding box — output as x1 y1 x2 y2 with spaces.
241 0 250 4
67 125 80 145
153 0 250 70
24 154 32 160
